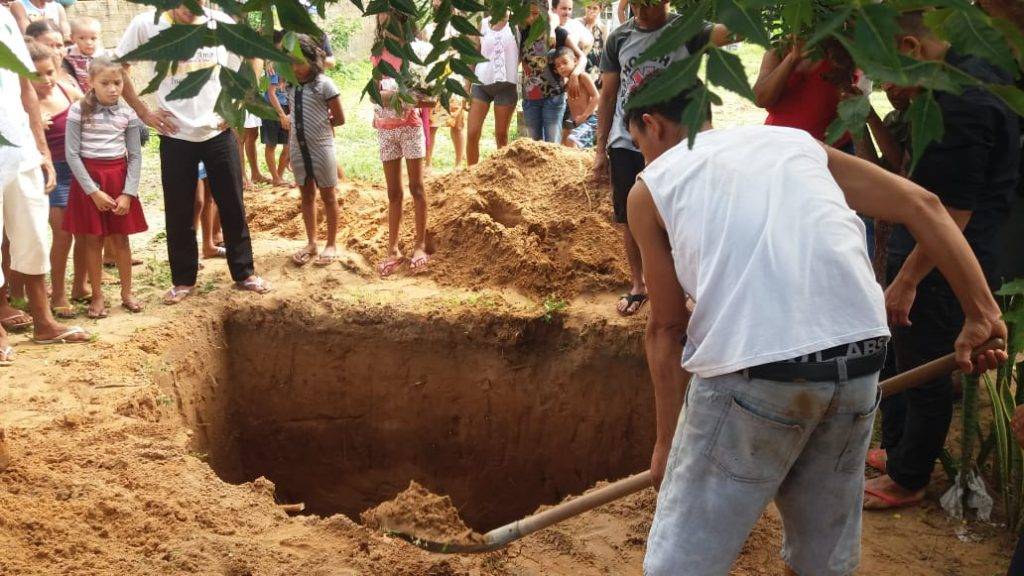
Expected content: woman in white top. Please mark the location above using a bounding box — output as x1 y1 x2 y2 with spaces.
553 0 593 54
16 0 69 39
466 16 519 166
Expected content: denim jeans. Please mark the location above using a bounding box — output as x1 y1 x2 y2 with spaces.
645 366 880 576
522 94 566 143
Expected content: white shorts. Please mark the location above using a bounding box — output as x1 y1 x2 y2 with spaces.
0 166 50 284
377 125 426 162
244 112 261 129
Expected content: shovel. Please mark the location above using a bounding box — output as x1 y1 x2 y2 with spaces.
391 338 1005 554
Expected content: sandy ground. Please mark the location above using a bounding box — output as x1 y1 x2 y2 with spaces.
0 142 1013 575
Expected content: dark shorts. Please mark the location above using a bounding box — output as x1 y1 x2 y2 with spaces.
608 147 646 224
261 105 290 146
470 82 518 107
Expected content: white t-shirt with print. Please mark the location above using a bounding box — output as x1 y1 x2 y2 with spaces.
639 125 889 378
0 7 42 178
115 8 241 143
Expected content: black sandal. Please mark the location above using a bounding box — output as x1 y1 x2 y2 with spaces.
617 293 648 317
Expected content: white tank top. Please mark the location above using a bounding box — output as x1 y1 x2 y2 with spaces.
639 125 889 378
21 0 61 26
475 17 519 86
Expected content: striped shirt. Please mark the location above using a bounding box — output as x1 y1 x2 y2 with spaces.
65 99 143 196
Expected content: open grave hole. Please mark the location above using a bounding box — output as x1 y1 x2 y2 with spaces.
176 305 655 532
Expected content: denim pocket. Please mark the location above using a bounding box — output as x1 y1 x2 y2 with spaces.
835 387 882 473
707 397 804 483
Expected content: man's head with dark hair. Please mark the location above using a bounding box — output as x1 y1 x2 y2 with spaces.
895 9 948 66
624 78 712 162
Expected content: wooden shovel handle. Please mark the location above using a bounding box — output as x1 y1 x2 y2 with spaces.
879 338 1005 399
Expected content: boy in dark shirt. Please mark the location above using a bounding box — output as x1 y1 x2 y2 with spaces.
864 10 1021 509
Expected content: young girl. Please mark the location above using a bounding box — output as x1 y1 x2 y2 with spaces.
25 19 75 88
288 34 344 267
63 56 147 318
372 11 432 276
28 40 87 318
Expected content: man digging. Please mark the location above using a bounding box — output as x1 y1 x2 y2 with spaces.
625 86 1007 575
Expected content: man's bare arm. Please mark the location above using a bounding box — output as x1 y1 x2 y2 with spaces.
627 180 693 489
592 71 619 177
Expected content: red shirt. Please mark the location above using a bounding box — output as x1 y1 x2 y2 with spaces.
764 59 850 146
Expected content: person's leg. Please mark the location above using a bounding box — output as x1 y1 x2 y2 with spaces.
109 234 141 312
48 206 73 311
644 373 822 576
608 148 647 315
493 103 515 149
248 127 269 183
264 143 280 184
451 115 465 168
317 186 338 262
774 371 880 575
159 136 202 289
406 156 428 267
466 94 490 166
381 158 405 275
200 131 257 283
1009 532 1024 576
70 237 88 301
83 234 105 317
5 166 89 342
521 98 543 141
426 126 439 168
294 178 318 264
235 129 252 191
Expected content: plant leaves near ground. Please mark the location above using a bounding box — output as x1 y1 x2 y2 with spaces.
824 93 870 143
997 279 1024 297
118 23 211 61
706 46 755 99
165 66 217 100
905 89 944 172
0 41 36 78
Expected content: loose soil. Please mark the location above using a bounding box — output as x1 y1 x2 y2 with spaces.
0 142 1014 575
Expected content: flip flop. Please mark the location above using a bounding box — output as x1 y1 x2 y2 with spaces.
122 299 144 313
163 286 194 305
204 246 227 259
292 249 315 266
32 326 90 345
313 254 337 267
51 306 78 319
617 293 648 317
0 346 14 366
1 312 33 332
377 256 405 278
863 485 924 510
236 276 272 294
866 448 888 473
409 253 430 273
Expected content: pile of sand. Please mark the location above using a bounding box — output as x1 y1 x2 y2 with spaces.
247 140 629 297
360 481 484 546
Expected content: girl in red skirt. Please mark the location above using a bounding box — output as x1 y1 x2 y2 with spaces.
64 56 147 319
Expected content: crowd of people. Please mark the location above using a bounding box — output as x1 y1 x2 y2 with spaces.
1 0 1023 573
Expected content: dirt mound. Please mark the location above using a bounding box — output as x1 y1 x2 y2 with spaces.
246 140 628 297
360 481 484 545
422 140 627 296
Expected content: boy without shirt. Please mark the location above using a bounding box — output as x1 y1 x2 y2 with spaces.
623 84 1007 575
553 47 599 149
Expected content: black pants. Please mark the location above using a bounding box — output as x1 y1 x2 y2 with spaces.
159 131 255 286
1010 533 1024 575
608 147 646 224
879 266 964 491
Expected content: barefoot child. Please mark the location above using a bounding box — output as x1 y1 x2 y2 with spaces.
63 56 147 318
288 34 344 267
553 47 599 149
373 11 432 276
28 40 86 319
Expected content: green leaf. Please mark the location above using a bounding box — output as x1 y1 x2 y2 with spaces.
986 84 1024 118
638 2 706 63
824 94 870 144
991 17 1024 69
997 278 1024 297
118 24 209 62
680 84 721 148
906 90 944 174
449 57 475 79
217 23 290 62
274 0 321 35
166 66 217 101
0 41 35 78
140 60 172 96
623 50 705 110
445 76 469 99
851 3 901 69
938 8 1017 76
214 89 243 127
219 66 252 99
716 0 770 48
451 0 485 12
425 60 449 84
804 4 853 48
0 131 15 147
781 0 813 35
390 0 419 16
243 98 278 120
706 47 754 100
450 14 481 36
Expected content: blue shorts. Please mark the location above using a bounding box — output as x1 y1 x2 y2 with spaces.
50 161 72 208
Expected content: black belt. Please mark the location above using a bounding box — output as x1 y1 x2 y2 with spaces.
742 339 888 383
